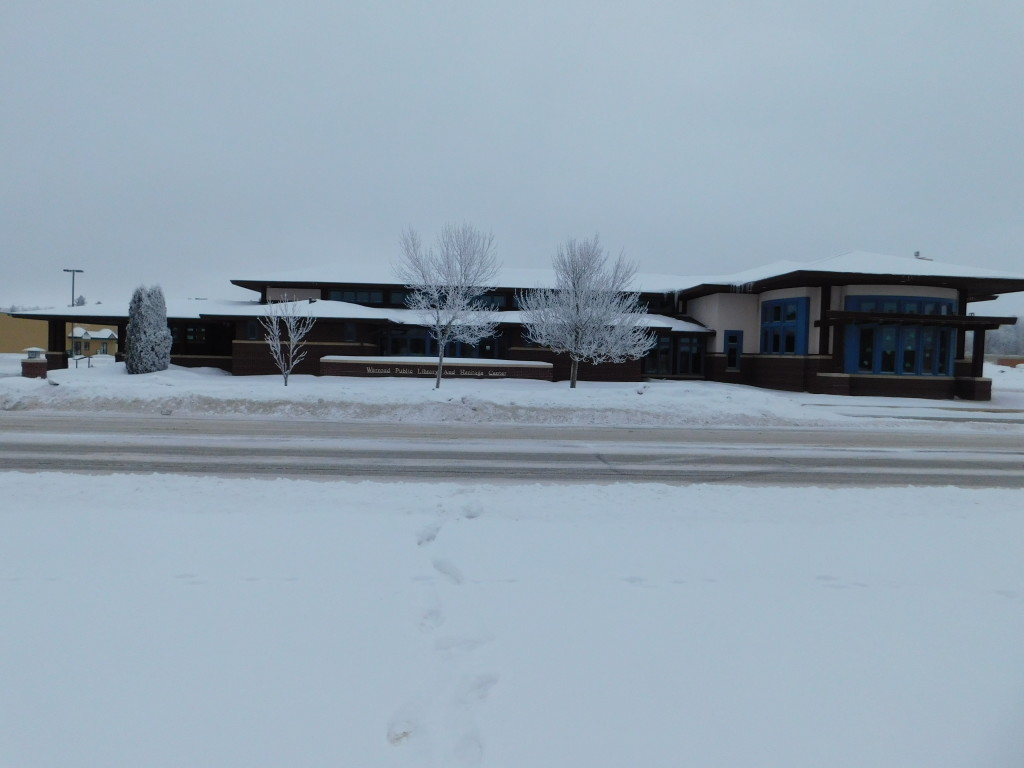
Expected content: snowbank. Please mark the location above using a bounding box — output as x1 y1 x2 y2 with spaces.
2 474 1022 768
3 354 1024 428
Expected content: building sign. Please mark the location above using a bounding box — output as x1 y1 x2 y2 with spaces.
320 357 552 381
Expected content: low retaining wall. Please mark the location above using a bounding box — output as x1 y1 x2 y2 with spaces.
320 356 554 381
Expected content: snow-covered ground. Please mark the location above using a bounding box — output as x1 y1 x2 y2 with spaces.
3 357 1023 767
2 475 1022 768
2 352 1024 428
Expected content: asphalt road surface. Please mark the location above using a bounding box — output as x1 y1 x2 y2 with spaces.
1 411 1022 487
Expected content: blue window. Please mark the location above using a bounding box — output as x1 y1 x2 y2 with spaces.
844 324 953 375
843 295 956 376
760 298 809 355
846 295 956 315
724 330 743 369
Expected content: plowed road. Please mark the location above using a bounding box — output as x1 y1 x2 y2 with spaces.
1 412 1022 487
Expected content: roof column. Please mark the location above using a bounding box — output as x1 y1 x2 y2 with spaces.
956 288 968 360
818 284 832 357
46 320 68 370
971 328 986 378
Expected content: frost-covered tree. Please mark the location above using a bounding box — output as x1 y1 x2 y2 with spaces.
74 294 87 306
518 235 656 388
125 285 172 374
259 297 317 386
396 223 500 388
986 319 1024 355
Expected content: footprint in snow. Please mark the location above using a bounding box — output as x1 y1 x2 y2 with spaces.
419 606 445 631
417 521 442 546
433 558 464 584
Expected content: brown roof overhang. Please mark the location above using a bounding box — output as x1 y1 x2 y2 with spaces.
678 271 1024 303
822 311 1018 331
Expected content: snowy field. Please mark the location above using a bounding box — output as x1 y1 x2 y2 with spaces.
3 357 1024 767
2 475 1023 768
2 352 1024 428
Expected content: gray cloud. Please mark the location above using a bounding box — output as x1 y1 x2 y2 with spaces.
3 1 1023 307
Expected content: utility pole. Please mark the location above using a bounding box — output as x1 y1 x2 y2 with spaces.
63 268 84 307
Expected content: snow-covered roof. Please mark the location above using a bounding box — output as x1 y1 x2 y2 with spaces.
801 251 1024 280
234 265 655 292
14 251 1024 328
69 326 117 339
195 299 413 323
493 310 709 333
678 251 1024 290
232 264 715 295
12 298 709 333
637 314 713 333
233 251 1024 297
13 299 263 322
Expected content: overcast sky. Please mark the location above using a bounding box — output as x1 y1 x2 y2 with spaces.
3 1 1023 308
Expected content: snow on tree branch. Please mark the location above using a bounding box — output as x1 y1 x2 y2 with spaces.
518 235 655 388
396 223 500 388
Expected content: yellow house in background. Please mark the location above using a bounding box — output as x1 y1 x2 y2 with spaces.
0 313 118 356
69 325 119 356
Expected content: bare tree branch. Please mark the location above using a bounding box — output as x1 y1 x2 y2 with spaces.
259 296 317 386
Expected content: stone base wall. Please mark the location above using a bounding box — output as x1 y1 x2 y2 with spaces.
231 341 369 376
705 352 986 399
954 377 992 401
813 373 852 396
705 354 827 392
170 355 233 372
704 354 756 386
844 375 957 399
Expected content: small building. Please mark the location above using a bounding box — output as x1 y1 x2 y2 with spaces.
10 251 1024 400
68 326 119 357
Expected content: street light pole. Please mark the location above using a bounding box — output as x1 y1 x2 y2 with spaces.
63 268 83 307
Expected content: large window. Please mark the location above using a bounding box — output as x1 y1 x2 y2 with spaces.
385 329 495 358
478 294 509 309
844 295 955 375
677 336 703 375
760 298 809 355
328 289 384 305
642 335 704 376
645 336 673 375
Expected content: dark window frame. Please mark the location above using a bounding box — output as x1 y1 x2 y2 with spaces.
760 298 810 355
724 330 743 370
